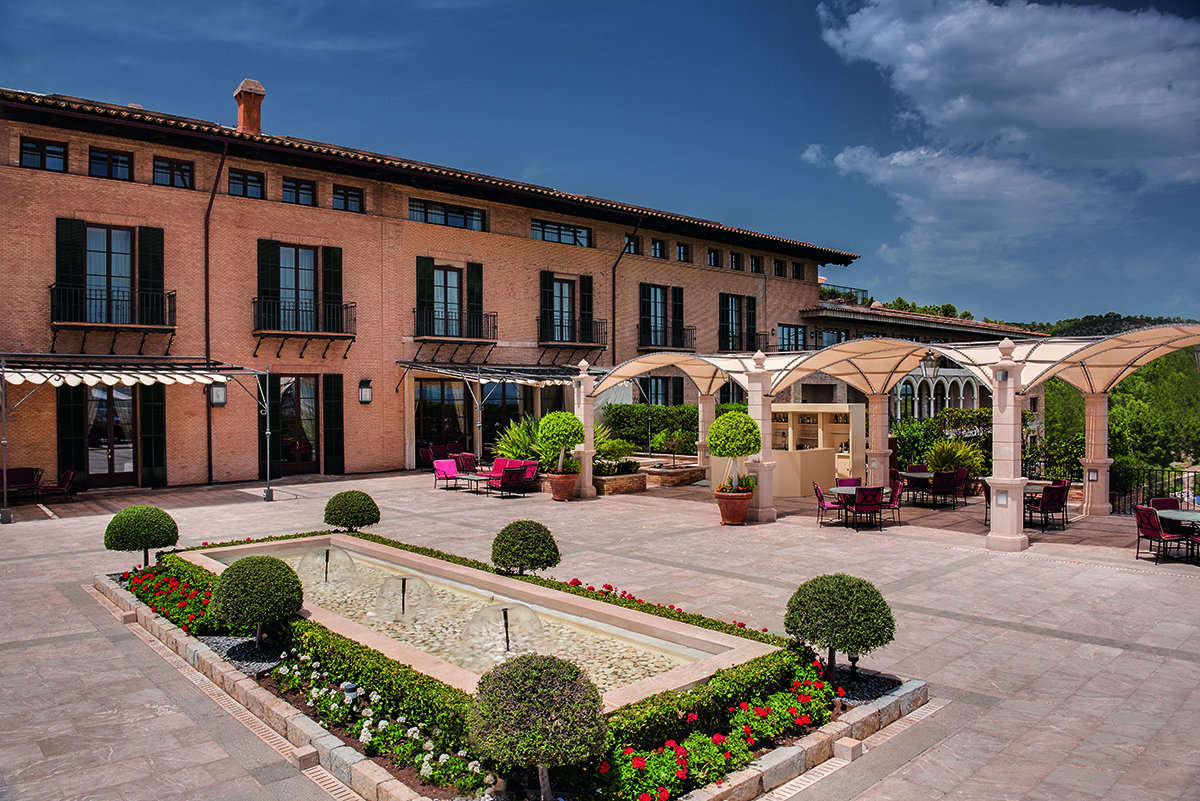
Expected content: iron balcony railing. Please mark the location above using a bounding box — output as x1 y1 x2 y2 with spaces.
1109 464 1200 515
717 327 770 352
412 308 497 340
254 298 357 335
536 316 608 346
50 284 176 327
637 324 696 350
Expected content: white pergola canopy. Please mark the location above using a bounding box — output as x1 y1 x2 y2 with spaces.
1 355 231 388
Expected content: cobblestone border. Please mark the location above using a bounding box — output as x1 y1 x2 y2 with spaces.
94 573 929 801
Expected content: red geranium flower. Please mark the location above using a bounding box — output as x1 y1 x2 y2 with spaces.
739 702 749 711
659 788 669 800
665 739 676 748
797 694 812 703
687 712 698 723
838 687 846 697
632 756 645 769
814 681 825 689
639 794 650 801
795 715 811 725
712 733 726 745
624 747 634 755
598 761 609 774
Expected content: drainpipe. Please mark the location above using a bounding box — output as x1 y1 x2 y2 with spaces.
204 143 229 484
609 215 643 366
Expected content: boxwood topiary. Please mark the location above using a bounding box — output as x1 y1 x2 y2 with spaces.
104 505 179 568
468 654 606 799
707 410 761 490
537 411 585 473
210 555 304 648
784 573 895 681
324 490 380 531
492 520 560 575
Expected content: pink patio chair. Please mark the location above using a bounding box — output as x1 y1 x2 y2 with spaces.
883 479 904 526
453 452 477 474
432 459 461 490
1149 497 1187 536
477 457 512 479
489 465 528 498
929 470 957 509
1025 484 1069 531
1135 505 1186 564
835 477 862 487
846 486 884 532
520 460 539 481
813 483 843 525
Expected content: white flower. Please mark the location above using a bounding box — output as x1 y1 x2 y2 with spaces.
432 727 443 737
397 716 406 724
313 662 320 668
330 703 339 711
485 775 495 785
361 707 373 718
406 726 420 739
468 760 481 772
377 720 388 730
280 652 288 659
278 666 289 675
359 727 372 745
419 761 433 777
438 753 450 764
311 671 320 680
369 692 381 704
457 750 467 757
423 740 434 751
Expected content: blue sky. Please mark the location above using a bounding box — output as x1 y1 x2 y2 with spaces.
4 0 1199 324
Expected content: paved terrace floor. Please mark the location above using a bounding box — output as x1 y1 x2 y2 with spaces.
1 473 1197 801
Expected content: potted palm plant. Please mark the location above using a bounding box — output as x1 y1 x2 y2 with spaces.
707 410 761 525
537 411 585 501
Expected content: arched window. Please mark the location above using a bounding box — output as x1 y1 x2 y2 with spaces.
934 383 947 415
899 382 915 419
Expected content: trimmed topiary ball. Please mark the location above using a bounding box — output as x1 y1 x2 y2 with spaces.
785 573 895 681
210 555 303 647
537 411 585 473
323 490 380 531
468 654 606 799
492 519 560 575
104 505 179 568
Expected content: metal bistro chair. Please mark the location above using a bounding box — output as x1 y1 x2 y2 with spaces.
1135 505 1187 564
489 465 528 498
813 483 843 525
37 470 75 503
1025 484 1069 531
453 452 478 474
983 482 991 524
847 486 884 532
883 479 904 526
929 470 957 509
952 467 969 503
836 477 862 488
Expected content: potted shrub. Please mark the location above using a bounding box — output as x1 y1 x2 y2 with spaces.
537 411 585 501
491 520 561 575
707 410 761 525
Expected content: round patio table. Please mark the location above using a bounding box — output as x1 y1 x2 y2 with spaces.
1156 508 1200 526
898 471 932 481
827 486 891 500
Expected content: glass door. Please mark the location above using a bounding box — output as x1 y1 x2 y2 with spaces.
87 385 137 487
280 376 319 474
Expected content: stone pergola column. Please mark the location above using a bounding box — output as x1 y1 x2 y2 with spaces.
866 392 891 488
985 338 1029 552
696 393 715 471
745 351 777 523
1080 393 1113 516
572 360 597 499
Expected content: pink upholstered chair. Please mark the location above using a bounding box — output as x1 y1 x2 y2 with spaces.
883 479 904 526
1135 505 1185 564
813 483 843 525
432 459 461 490
847 486 885 531
836 477 862 487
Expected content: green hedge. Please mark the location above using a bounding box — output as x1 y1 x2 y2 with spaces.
601 402 746 446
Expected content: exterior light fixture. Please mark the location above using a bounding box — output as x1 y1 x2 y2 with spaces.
996 491 1008 507
208 383 227 407
995 369 1009 382
359 379 372 404
919 351 940 380
1088 469 1099 482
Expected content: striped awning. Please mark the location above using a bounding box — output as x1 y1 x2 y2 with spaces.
1 356 232 387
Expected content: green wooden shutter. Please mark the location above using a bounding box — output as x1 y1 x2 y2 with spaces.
466 261 483 338
746 296 757 350
258 373 282 480
257 239 281 330
137 226 165 325
579 274 593 343
671 286 684 348
718 292 731 350
639 283 651 346
416 256 434 336
56 218 87 322
323 374 344 475
56 384 89 491
672 376 685 406
321 245 343 333
139 383 167 487
540 270 555 341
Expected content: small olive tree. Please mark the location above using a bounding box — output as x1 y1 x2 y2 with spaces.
323 490 380 531
210 556 303 650
491 520 561 575
468 654 606 801
785 573 896 682
104 505 179 568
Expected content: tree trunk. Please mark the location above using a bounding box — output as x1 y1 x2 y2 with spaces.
256 622 265 652
143 547 150 569
538 764 553 801
826 645 837 684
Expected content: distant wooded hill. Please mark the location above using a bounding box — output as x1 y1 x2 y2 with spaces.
985 312 1200 337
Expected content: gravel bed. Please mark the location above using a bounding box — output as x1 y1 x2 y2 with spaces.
832 664 902 705
198 636 285 676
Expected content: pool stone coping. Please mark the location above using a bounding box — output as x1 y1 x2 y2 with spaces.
94 572 928 801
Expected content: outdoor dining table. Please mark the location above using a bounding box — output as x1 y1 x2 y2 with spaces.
1156 509 1200 563
827 486 892 500
898 471 933 481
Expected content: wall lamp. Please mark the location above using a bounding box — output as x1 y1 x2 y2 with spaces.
359 379 373 404
919 351 940 380
208 383 227 407
995 369 1010 382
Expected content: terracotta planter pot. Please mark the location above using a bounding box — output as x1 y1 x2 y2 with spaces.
547 472 578 502
714 490 753 525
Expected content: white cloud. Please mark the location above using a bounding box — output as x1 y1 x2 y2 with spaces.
818 0 1200 280
801 144 826 164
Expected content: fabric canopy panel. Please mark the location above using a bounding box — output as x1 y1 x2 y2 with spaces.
590 352 768 397
1 356 230 387
397 362 607 388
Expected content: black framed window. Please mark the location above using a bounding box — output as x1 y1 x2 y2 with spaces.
720 382 746 404
283 177 315 206
21 138 67 172
645 377 669 406
651 239 666 259
792 261 804 280
85 225 135 324
333 185 364 213
719 294 743 350
90 149 132 181
433 266 462 337
774 259 787 277
229 169 264 198
778 324 804 352
646 285 667 347
819 328 850 348
409 198 484 230
153 157 193 189
676 243 691 263
749 255 763 274
279 245 318 331
531 219 591 247
417 379 468 448
728 252 743 271
707 248 720 267
624 235 641 255
551 278 575 341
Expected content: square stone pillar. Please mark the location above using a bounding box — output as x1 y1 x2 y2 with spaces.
866 393 891 488
696 393 715 471
985 339 1028 551
571 360 597 499
1080 393 1113 516
745 352 776 523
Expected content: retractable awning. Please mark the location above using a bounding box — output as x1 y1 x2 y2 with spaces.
396 362 608 388
1 355 232 387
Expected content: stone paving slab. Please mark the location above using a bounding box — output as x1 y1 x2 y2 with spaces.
2 470 1199 801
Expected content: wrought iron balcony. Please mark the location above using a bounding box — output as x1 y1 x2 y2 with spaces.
717 327 769 352
50 284 176 328
253 298 357 335
637 324 696 350
412 308 497 340
536 317 608 347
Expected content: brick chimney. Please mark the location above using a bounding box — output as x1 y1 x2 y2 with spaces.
234 79 265 135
